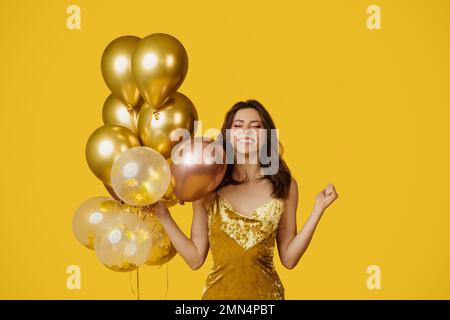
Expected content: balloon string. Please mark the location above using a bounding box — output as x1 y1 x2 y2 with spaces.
128 206 167 300
136 267 140 300
129 268 141 300
129 271 136 296
165 263 169 299
157 261 169 299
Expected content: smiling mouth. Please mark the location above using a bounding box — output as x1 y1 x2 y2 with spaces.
237 137 256 144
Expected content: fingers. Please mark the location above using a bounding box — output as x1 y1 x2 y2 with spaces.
317 183 338 200
325 183 338 198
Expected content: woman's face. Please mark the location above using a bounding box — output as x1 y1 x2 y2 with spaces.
229 108 266 157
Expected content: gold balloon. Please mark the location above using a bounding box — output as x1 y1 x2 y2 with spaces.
114 161 179 208
160 182 180 208
171 137 227 202
104 183 122 202
161 159 181 207
101 36 141 108
72 197 122 249
131 33 188 108
86 124 141 186
144 213 177 266
138 92 198 159
95 212 152 272
102 94 142 134
110 146 171 207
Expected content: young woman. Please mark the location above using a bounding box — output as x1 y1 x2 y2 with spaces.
152 99 339 299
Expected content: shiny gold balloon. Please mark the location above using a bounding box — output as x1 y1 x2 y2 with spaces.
72 197 122 249
86 124 141 186
138 92 198 159
131 33 188 108
171 137 227 202
95 212 152 272
111 146 171 207
144 212 177 266
102 94 143 134
101 36 141 108
104 183 122 202
161 159 181 207
160 182 180 208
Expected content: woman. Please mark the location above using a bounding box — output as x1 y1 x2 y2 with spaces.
152 99 339 299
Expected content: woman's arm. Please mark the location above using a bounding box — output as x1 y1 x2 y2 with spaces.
276 179 338 269
152 194 212 270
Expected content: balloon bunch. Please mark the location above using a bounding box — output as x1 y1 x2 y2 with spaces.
72 33 225 274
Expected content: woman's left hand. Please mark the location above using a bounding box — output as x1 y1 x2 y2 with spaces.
313 183 339 212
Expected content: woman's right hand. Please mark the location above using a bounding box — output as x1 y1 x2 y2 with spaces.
152 200 171 220
147 196 210 270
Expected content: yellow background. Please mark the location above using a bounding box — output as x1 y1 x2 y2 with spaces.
0 0 449 299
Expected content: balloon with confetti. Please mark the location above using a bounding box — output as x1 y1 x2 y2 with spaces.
95 212 152 272
72 197 122 249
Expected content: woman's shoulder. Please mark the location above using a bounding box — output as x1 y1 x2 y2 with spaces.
290 177 298 191
282 176 298 203
194 191 218 212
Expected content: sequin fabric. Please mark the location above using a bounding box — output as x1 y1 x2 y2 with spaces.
201 192 286 300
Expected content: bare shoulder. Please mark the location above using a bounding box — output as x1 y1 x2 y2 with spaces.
203 192 217 209
288 177 298 198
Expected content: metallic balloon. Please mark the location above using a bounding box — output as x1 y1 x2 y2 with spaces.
102 94 142 134
144 213 177 266
95 212 152 272
111 146 171 207
170 137 226 202
104 183 122 202
72 197 122 249
156 159 180 208
131 33 188 108
101 35 141 108
160 182 180 208
85 124 141 186
137 92 198 159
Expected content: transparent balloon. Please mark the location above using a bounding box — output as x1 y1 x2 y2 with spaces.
111 146 171 206
72 197 122 249
144 212 177 266
95 212 152 272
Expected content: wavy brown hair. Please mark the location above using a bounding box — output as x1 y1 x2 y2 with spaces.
214 100 292 199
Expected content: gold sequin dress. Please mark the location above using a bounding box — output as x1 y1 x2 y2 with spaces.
202 192 286 300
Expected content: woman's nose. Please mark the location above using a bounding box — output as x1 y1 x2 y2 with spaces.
245 128 258 134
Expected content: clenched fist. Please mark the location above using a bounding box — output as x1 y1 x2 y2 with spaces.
313 183 338 212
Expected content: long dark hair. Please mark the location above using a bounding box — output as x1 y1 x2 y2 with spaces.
214 99 292 199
